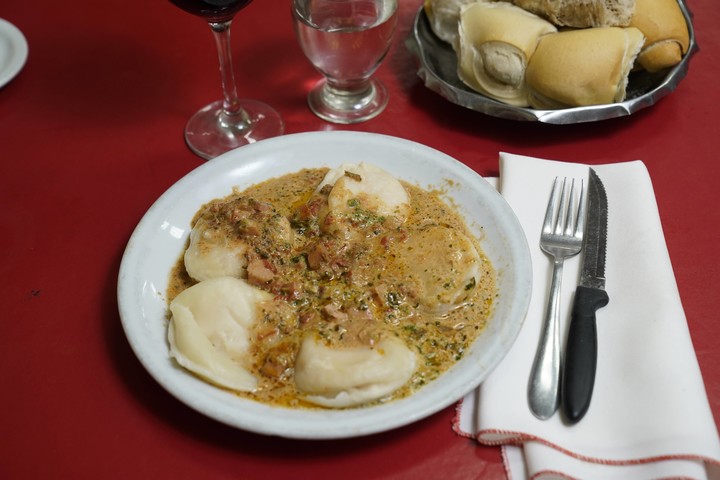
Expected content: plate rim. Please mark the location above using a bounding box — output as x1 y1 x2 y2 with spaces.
117 131 532 439
0 18 28 88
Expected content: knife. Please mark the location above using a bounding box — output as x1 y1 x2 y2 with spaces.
561 168 609 423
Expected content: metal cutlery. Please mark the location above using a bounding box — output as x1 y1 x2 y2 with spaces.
562 168 609 423
529 177 586 420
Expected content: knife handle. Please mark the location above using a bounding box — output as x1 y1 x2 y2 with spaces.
562 285 609 423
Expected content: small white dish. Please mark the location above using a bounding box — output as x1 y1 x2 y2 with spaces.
117 131 532 439
0 19 28 88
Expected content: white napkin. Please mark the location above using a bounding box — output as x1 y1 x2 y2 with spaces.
455 153 720 479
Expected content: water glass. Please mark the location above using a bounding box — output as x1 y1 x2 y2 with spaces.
292 0 398 124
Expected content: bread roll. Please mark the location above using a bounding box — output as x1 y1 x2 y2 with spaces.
456 1 557 107
423 0 476 45
525 27 645 109
510 0 636 27
630 0 689 72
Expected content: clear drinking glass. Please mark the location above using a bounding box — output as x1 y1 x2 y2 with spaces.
170 0 284 160
292 0 398 124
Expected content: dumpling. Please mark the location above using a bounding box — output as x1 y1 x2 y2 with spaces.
184 217 249 282
316 163 411 223
294 335 417 407
168 276 272 392
392 225 482 314
184 196 293 282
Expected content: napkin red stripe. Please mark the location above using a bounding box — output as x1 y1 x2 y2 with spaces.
500 446 522 480
530 469 576 480
453 398 720 470
477 427 719 467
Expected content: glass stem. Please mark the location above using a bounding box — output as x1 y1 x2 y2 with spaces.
209 21 249 126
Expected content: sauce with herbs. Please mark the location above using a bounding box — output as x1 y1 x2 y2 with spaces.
168 168 496 408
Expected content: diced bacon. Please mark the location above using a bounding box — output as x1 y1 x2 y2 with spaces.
299 311 319 326
256 327 279 342
275 282 302 301
259 342 295 379
247 258 275 285
229 209 250 223
324 212 337 227
241 223 261 236
322 303 348 322
347 307 373 322
306 243 325 270
294 197 324 223
250 198 272 212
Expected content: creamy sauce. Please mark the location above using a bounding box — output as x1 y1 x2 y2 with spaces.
168 168 496 408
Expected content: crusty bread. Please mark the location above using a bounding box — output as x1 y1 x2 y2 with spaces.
509 0 636 27
456 1 557 106
424 0 477 45
630 0 689 72
525 27 646 109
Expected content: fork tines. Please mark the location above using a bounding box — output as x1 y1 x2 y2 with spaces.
545 177 586 240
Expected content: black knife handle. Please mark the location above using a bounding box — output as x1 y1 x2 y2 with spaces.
562 285 609 423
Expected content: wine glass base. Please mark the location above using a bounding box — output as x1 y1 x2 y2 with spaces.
307 79 389 124
184 99 284 160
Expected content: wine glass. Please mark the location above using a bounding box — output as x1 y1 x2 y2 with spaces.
292 0 398 124
169 0 284 160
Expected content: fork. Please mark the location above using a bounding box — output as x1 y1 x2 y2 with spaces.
528 177 586 420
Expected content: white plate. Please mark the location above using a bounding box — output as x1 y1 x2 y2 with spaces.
117 131 532 439
0 19 28 88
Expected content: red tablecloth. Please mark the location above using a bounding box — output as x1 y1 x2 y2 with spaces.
1 1 718 478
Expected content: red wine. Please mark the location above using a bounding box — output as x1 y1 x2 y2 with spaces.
170 0 252 23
